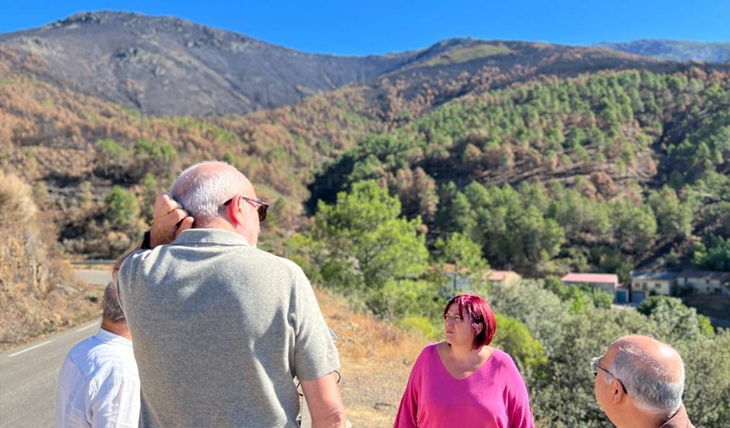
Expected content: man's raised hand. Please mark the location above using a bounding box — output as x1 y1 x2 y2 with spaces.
150 194 194 247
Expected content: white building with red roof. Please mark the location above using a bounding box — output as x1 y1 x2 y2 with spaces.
561 273 619 294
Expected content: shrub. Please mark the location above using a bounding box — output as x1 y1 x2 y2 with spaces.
397 316 440 341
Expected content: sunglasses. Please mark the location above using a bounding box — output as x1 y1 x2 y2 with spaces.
591 356 628 395
223 196 269 222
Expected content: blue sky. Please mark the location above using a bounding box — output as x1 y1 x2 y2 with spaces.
2 0 729 56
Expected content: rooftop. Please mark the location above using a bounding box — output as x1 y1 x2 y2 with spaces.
561 273 619 284
489 270 520 281
631 271 679 281
678 269 730 281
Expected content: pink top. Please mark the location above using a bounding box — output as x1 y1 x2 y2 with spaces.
394 344 534 428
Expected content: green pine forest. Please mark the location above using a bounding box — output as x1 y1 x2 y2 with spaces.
309 69 730 280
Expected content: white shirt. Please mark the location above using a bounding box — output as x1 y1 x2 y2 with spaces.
56 328 140 428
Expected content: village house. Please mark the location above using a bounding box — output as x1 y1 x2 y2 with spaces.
561 273 619 295
441 263 488 291
488 270 521 288
440 264 519 291
676 269 730 295
630 271 678 298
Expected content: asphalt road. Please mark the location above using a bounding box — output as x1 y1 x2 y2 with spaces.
0 319 101 428
73 269 112 287
0 269 110 428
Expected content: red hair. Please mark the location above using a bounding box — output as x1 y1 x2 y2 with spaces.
444 294 497 350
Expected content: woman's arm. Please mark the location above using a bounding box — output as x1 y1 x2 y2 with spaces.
394 349 426 428
505 355 535 428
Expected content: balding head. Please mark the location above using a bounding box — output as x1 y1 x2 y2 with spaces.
169 161 261 245
605 335 685 414
170 161 252 223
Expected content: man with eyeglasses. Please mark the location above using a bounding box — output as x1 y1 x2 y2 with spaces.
592 335 695 428
115 161 346 427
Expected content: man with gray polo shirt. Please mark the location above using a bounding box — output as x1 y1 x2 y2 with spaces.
116 161 346 428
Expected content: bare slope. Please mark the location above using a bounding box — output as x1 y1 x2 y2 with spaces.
0 11 417 116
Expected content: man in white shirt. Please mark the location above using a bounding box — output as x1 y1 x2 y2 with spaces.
56 282 140 428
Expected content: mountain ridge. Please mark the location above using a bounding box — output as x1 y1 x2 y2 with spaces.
0 11 685 117
0 11 421 115
597 39 730 63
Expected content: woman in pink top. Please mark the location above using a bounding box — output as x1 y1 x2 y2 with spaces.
394 294 534 428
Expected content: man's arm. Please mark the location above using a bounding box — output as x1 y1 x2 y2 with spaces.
300 372 346 428
90 378 141 428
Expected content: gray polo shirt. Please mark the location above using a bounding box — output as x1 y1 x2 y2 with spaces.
117 228 340 427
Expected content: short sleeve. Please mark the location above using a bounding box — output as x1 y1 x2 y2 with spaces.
291 268 340 381
115 250 147 313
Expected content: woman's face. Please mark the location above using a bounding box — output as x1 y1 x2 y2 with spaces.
444 303 474 346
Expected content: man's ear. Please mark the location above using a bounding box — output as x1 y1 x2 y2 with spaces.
226 195 245 227
611 380 627 403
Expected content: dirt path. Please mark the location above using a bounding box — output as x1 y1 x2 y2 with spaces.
316 290 429 427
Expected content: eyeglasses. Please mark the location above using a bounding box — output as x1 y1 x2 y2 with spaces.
591 356 628 395
223 196 269 222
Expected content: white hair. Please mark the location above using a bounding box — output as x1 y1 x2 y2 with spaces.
605 341 685 414
169 161 246 222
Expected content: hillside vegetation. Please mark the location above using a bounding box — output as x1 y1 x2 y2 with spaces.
0 170 97 348
0 52 392 256
5 42 730 266
310 68 730 279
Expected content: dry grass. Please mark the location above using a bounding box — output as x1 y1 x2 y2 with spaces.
0 278 100 351
0 171 100 350
0 170 36 221
315 288 431 427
